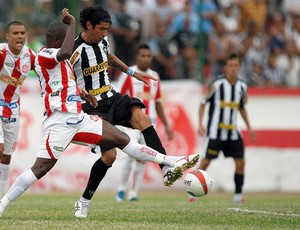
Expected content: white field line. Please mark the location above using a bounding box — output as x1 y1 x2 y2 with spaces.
227 208 300 218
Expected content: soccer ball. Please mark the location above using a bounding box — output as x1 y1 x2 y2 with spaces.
184 169 212 197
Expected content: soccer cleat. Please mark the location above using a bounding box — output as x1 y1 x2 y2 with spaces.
163 166 183 187
129 197 139 202
74 200 90 218
173 154 200 171
0 202 6 218
233 194 245 204
163 153 200 187
115 191 125 202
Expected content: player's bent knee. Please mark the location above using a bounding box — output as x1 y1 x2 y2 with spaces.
0 154 11 164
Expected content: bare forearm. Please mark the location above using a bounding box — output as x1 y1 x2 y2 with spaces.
240 107 251 130
108 53 128 73
156 102 169 127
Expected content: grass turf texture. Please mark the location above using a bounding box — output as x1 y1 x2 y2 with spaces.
0 191 299 229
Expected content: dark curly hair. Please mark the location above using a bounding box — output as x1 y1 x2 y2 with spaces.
80 5 112 30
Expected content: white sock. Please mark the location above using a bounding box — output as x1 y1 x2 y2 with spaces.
79 196 91 204
129 161 146 199
3 169 38 205
118 156 134 192
122 140 165 164
0 163 10 198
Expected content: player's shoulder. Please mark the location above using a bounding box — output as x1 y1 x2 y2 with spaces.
0 43 7 50
74 34 84 48
38 47 58 57
236 77 248 89
148 68 160 79
102 36 109 46
209 74 226 87
22 45 36 56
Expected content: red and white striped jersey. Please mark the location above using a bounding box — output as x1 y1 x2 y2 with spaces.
35 47 82 117
0 43 35 118
117 65 161 124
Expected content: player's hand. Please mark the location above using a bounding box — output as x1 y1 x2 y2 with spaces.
165 126 174 141
198 125 206 136
79 88 98 108
61 8 75 25
249 129 256 142
133 72 157 85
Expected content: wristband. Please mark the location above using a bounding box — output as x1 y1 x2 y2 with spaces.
127 67 135 77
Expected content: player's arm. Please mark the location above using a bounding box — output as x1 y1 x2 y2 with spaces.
239 93 256 141
78 88 97 108
57 8 76 62
199 85 215 136
108 53 157 85
155 101 174 140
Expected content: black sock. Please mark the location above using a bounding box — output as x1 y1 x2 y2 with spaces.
82 158 111 200
234 173 244 194
142 126 166 170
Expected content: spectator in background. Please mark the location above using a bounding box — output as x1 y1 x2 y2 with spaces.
110 0 142 80
275 38 300 87
218 0 240 35
199 0 218 35
239 0 268 34
171 0 200 79
268 12 289 56
148 22 178 80
289 10 300 56
262 51 287 87
125 0 154 41
237 20 268 85
208 18 236 78
151 0 174 28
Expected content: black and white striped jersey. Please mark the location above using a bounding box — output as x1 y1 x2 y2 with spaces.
70 34 116 101
203 76 248 141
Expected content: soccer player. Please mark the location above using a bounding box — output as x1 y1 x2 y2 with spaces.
191 53 256 203
0 21 36 197
71 5 194 218
0 8 199 218
115 44 174 202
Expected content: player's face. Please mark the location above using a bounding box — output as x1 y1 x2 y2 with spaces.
136 48 152 70
224 58 240 78
86 21 111 44
6 25 26 55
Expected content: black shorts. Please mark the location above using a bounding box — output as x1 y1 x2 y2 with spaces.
82 92 146 128
203 138 245 159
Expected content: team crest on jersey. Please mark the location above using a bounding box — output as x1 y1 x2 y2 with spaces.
103 46 107 54
22 52 31 58
89 115 99 122
22 64 29 74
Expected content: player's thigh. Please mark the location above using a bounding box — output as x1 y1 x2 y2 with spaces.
1 118 19 155
100 120 129 149
203 138 221 159
38 112 79 159
223 138 245 158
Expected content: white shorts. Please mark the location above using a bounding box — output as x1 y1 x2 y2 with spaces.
37 110 103 159
0 117 19 155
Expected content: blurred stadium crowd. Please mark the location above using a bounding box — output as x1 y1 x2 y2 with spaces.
1 0 300 88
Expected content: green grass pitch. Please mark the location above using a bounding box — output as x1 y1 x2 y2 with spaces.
0 191 299 229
